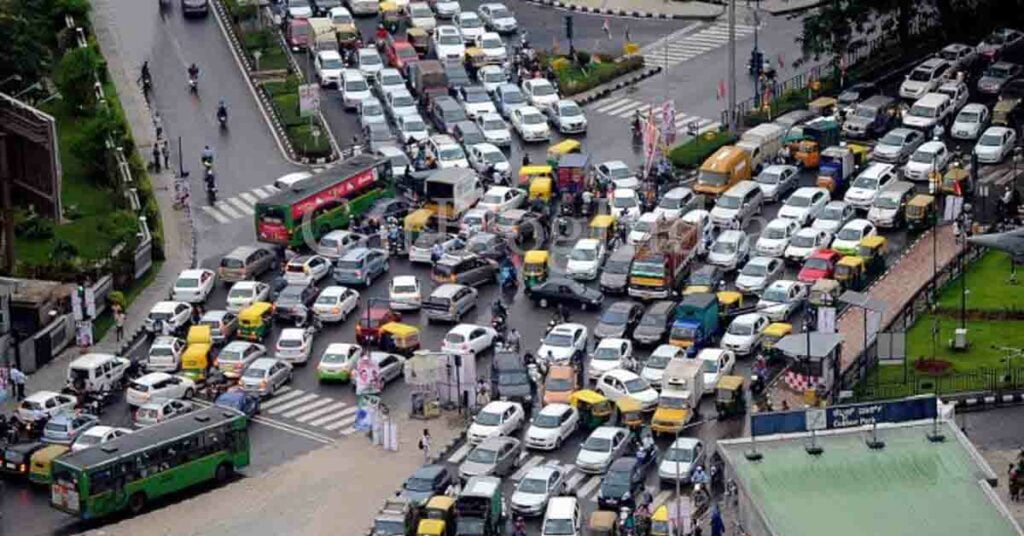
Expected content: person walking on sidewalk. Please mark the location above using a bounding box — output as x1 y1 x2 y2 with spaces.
115 309 126 342
418 429 432 463
10 366 26 401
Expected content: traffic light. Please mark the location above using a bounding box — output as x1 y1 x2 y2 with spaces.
564 15 574 41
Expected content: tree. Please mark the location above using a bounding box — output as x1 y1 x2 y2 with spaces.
0 0 52 84
49 238 78 264
53 45 104 111
69 109 122 186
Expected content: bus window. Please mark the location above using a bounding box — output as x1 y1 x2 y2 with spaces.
258 205 286 223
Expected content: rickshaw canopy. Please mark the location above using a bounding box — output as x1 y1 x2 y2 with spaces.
717 375 744 392
908 194 936 214
519 165 554 186
588 510 618 531
570 389 609 407
808 96 837 115
239 302 273 323
616 396 643 414
529 177 553 200
417 519 446 536
404 208 436 231
859 235 887 250
524 250 550 267
187 324 212 345
717 291 743 307
763 322 793 339
380 322 419 338
809 278 841 306
379 1 399 12
547 139 582 159
425 495 456 511
837 256 865 270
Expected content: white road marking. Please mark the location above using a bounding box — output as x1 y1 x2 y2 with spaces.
259 389 307 410
277 386 292 394
201 206 230 223
239 192 259 204
593 97 633 113
654 490 673 507
266 393 320 414
215 201 242 219
323 415 357 431
448 443 473 464
339 426 357 436
252 186 272 198
228 196 254 215
510 455 545 481
576 475 602 500
294 401 350 423
264 184 280 193
307 405 358 427
280 396 336 418
565 471 586 491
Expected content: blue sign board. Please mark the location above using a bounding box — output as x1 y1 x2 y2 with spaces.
750 396 938 436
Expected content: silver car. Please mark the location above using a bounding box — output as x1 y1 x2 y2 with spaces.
240 357 293 398
459 436 522 480
510 464 567 516
42 413 99 444
134 399 194 428
574 426 631 474
871 128 925 164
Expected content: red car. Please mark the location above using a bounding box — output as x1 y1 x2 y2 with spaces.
385 40 420 71
798 249 843 283
356 306 401 344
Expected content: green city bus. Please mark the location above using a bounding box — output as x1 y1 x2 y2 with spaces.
50 407 250 520
255 154 393 247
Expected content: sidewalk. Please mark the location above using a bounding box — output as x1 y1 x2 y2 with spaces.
84 413 462 536
530 0 823 19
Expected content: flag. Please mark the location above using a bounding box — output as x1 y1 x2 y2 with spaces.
602 18 611 40
717 79 727 100
661 101 676 146
778 53 785 69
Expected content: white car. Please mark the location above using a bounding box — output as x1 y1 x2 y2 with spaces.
396 113 430 144
134 399 194 428
683 210 714 257
477 65 507 93
657 437 705 485
459 85 497 119
467 400 525 444
974 126 1018 164
754 164 799 202
429 134 470 169
696 348 735 391
17 391 77 423
545 99 587 134
316 343 362 382
757 280 808 321
377 145 410 176
511 106 551 142
389 275 422 310
433 26 466 61
736 256 784 294
284 255 331 286
314 50 344 87
479 185 524 213
145 300 191 334
832 219 877 254
215 341 266 378
589 338 634 379
784 227 833 263
286 0 313 18
937 80 969 112
355 47 384 77
476 112 513 146
71 425 131 452
126 372 196 407
707 230 750 270
609 188 641 221
432 0 461 18
275 327 314 364
406 2 437 32
511 464 567 516
171 268 216 303
455 11 485 42
812 201 856 233
778 187 830 226
595 369 658 410
845 166 897 210
653 187 694 221
328 6 353 25
566 238 606 280
469 144 512 178
640 344 687 388
522 78 559 110
596 160 639 190
627 212 663 246
755 218 800 257
899 58 952 100
460 207 495 234
442 323 498 357
951 103 990 140
539 323 588 363
312 285 360 322
477 2 517 34
575 426 631 474
904 140 950 181
359 97 387 128
374 68 406 96
146 336 185 372
475 32 508 64
525 404 579 450
720 313 770 356
386 89 420 120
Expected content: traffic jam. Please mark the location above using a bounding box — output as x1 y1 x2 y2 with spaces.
4 0 1024 531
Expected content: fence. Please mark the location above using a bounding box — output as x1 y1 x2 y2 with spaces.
16 313 74 372
857 365 1024 401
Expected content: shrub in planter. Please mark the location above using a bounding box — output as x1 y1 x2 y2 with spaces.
54 46 106 112
108 290 126 310
668 131 737 170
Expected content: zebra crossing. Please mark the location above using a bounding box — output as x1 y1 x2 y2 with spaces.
587 97 721 137
642 21 757 70
254 386 360 436
200 184 281 224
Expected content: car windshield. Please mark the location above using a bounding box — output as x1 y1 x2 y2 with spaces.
786 195 811 208
393 283 417 294
717 195 741 209
381 74 403 86
908 68 932 82
467 447 498 463
445 332 467 344
316 293 341 305
874 196 900 209
345 78 368 92
640 313 666 327
821 206 844 220
461 15 482 28
531 83 555 96
605 469 632 486
728 322 753 336
986 65 1012 77
957 111 979 123
439 146 465 160
242 367 267 378
464 91 490 103
176 277 199 288
838 227 863 240
660 195 684 209
518 477 548 493
560 103 582 117
790 234 815 248
646 354 671 369
415 234 443 247
612 195 636 208
666 445 696 462
533 412 563 427
481 36 503 49
482 70 504 83
762 287 790 302
593 347 621 361
503 91 524 104
360 53 382 65
756 171 781 184
911 150 937 163
45 421 68 433
475 410 502 426
410 5 432 17
711 240 736 254
483 118 506 130
852 176 879 190
699 170 728 186
741 263 767 277
489 7 511 18
392 94 414 107
321 352 348 364
909 104 937 118
322 57 343 69
522 112 544 125
404 118 427 131
481 151 504 164
979 133 1003 146
879 132 905 146
805 257 830 271
671 325 696 339
624 378 648 392
544 333 573 347
601 309 628 324
853 105 875 118
75 434 102 446
633 220 653 233
150 346 173 357
604 259 630 274
544 519 575 536
702 359 720 373
570 248 595 261
438 34 461 45
764 226 788 239
406 477 435 492
279 338 303 348
218 349 246 363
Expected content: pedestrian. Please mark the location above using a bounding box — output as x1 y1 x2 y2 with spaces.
152 144 162 172
161 139 171 170
115 309 126 342
418 428 432 463
10 366 26 401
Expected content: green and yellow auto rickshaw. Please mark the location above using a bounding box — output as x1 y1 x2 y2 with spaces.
906 194 936 232
856 235 888 277
183 324 212 382
29 444 69 486
834 256 867 290
378 322 421 357
617 396 644 435
569 389 613 430
588 510 621 536
762 322 793 353
717 291 745 319
404 208 436 245
417 495 456 536
715 375 746 419
238 301 274 341
523 250 549 288
546 139 582 167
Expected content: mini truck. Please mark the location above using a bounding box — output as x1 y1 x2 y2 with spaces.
668 293 720 356
651 359 703 436
816 146 857 193
628 220 699 300
456 476 504 536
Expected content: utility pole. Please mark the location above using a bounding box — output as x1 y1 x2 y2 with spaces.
727 0 737 131
0 133 13 275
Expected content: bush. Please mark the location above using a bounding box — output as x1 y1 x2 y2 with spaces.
273 93 303 127
69 109 122 185
108 290 126 309
551 55 644 96
668 130 737 170
53 45 105 111
288 122 332 158
16 213 54 239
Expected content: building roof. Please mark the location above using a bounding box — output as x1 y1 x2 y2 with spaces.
718 420 1023 536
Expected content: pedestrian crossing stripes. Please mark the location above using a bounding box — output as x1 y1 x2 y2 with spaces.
200 183 282 224
510 454 546 481
587 97 721 137
642 21 757 70
222 386 362 437
575 474 602 500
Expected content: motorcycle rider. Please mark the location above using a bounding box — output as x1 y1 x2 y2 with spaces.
139 61 152 91
201 145 215 166
187 63 200 91
217 99 228 124
491 298 508 322
505 328 521 353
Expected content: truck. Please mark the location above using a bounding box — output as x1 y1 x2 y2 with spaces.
816 146 857 193
650 360 703 436
456 476 504 536
628 220 699 300
736 123 784 172
668 293 720 356
372 497 418 536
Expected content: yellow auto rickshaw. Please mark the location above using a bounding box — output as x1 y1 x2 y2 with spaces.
650 505 671 536
834 256 866 290
589 214 617 244
717 291 745 319
417 495 456 536
380 1 403 34
808 96 837 116
617 397 644 433
529 177 553 201
906 194 936 232
569 389 613 430
336 24 361 51
182 343 212 382
404 208 436 244
464 46 488 68
238 302 274 341
809 278 841 307
546 139 582 167
29 444 69 486
406 27 429 57
523 250 549 288
518 164 554 188
857 235 888 276
762 322 793 351
715 375 746 419
942 166 970 196
379 322 421 356
588 510 620 536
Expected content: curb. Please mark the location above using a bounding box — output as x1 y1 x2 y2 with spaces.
950 391 1024 411
522 0 723 20
571 66 663 106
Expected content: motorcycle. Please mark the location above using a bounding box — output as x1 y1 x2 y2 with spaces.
499 265 517 292
205 179 217 204
217 107 228 129
188 74 198 95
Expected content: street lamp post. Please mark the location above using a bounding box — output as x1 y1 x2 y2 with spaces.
960 202 973 331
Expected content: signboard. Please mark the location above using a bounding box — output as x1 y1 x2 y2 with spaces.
298 84 320 117
291 168 377 220
355 355 382 395
751 395 938 436
817 306 836 334
877 331 906 365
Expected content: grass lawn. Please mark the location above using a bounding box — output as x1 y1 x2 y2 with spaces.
937 250 1024 311
92 261 162 341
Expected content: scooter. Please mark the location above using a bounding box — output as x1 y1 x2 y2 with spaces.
205 177 217 204
217 107 228 129
188 74 198 95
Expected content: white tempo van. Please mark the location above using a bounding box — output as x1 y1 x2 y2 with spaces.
902 93 953 130
67 353 131 393
542 497 581 536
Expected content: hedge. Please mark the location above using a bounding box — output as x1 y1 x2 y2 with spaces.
668 131 738 170
288 123 332 159
541 53 645 96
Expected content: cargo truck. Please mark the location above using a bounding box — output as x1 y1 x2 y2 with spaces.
668 293 720 356
650 359 703 436
628 220 698 300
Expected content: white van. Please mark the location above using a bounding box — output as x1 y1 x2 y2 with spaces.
542 497 581 536
424 168 483 219
902 93 953 130
736 123 784 172
67 353 131 393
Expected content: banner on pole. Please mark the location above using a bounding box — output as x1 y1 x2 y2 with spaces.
298 84 320 117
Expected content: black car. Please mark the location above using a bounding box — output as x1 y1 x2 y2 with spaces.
465 232 509 261
525 278 603 310
632 300 678 346
367 198 411 222
273 284 318 320
686 264 725 292
214 390 261 419
311 0 342 15
452 120 488 147
180 0 209 17
492 349 533 405
598 456 649 510
401 464 456 506
432 253 498 287
0 442 46 477
593 300 644 340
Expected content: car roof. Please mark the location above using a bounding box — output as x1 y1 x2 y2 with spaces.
392 275 418 284
646 300 675 313
178 268 210 278
718 229 744 241
413 464 446 478
575 238 600 249
482 400 518 412
339 247 373 260
320 285 349 296
734 312 767 324
844 219 872 230
135 372 173 385
432 283 469 297
223 340 258 350
670 436 702 448
917 140 946 151
279 328 308 339
250 357 279 368
608 301 637 312
551 322 585 333
652 344 683 357
610 457 638 470
478 436 518 449
597 337 629 348
603 369 639 380
792 186 827 197
523 464 559 480
70 352 119 368
538 403 571 416
318 50 342 60
748 256 775 266
592 425 628 438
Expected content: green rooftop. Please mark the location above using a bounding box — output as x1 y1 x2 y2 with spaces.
720 421 1022 536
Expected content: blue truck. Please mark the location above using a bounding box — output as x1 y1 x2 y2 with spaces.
669 293 720 356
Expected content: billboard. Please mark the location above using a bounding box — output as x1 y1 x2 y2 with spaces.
750 396 938 436
0 93 62 219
